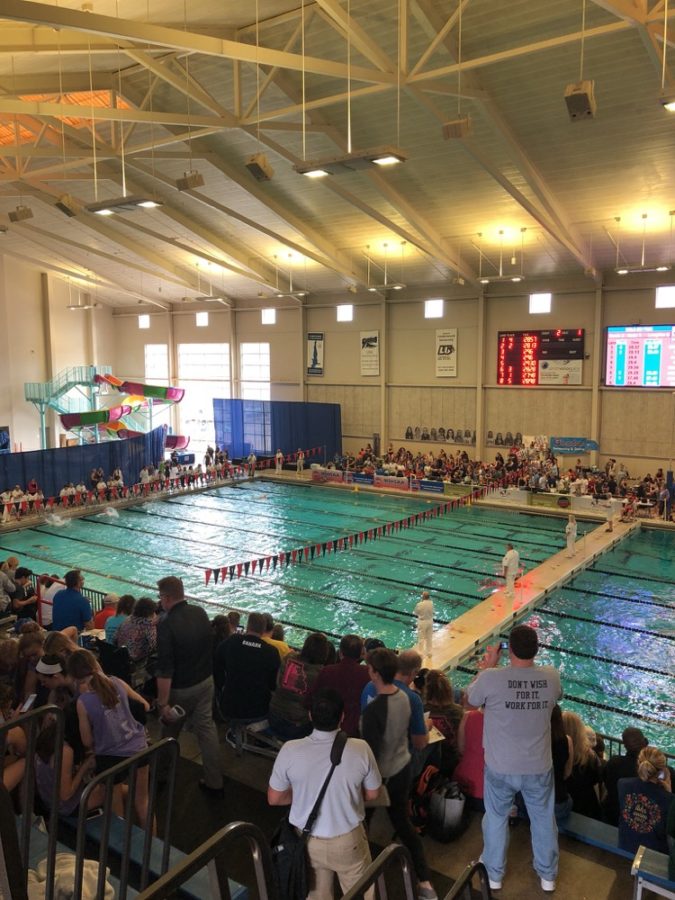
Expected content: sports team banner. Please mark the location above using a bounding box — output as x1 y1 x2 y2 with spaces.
307 332 324 376
436 328 458 377
360 331 380 376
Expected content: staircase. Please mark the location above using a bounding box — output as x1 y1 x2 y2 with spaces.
24 365 112 448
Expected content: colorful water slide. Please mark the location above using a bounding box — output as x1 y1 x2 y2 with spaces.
58 373 188 445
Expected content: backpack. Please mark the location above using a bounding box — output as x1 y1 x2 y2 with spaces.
409 764 469 842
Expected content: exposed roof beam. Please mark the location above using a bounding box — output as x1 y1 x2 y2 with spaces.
123 50 237 122
0 1 395 85
0 97 231 129
127 157 338 279
412 0 596 276
314 0 394 72
408 20 630 83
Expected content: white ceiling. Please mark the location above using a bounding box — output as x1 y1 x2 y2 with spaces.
0 0 673 309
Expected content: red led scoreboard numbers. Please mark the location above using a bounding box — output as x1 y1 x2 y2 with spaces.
497 329 585 386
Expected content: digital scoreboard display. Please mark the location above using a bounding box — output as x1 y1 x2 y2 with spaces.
497 329 585 386
605 325 675 387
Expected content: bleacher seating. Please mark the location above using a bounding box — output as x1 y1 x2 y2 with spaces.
631 846 675 900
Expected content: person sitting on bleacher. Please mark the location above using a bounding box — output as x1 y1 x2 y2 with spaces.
51 571 94 634
268 632 331 741
35 720 107 818
602 727 648 825
93 594 119 630
104 595 135 644
116 597 157 663
214 611 280 723
618 746 674 855
67 649 150 828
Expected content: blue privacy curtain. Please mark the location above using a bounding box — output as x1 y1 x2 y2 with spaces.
0 426 166 499
213 400 341 462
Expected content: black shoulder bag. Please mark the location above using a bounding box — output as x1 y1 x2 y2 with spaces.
270 730 348 900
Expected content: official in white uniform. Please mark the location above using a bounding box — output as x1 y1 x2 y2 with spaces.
414 590 434 659
565 514 577 558
502 543 520 600
275 449 284 474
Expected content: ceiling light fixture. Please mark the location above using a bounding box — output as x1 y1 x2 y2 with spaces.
365 242 406 292
477 228 526 284
660 94 675 112
85 196 162 215
9 205 33 223
294 146 406 177
272 254 308 300
614 212 671 275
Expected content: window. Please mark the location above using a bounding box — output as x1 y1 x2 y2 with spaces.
195 311 209 327
337 304 353 322
144 344 169 384
138 314 150 329
425 299 444 318
261 308 276 325
529 292 552 314
177 343 230 457
240 342 271 400
655 285 675 308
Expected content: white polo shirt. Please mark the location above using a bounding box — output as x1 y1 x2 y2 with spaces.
269 729 381 838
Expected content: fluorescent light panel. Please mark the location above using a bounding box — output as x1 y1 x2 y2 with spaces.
86 196 162 215
295 146 406 177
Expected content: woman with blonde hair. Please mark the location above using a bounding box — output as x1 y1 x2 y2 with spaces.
67 650 150 827
618 746 673 854
562 710 602 819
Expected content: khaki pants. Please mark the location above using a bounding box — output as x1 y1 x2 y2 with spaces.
306 824 373 899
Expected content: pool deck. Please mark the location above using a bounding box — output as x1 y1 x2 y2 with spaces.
428 513 642 671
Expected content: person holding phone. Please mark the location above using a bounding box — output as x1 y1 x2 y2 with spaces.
35 721 107 817
466 625 562 893
618 746 673 855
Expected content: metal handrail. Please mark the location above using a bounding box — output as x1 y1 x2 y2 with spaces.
134 820 278 900
73 737 179 900
24 366 112 403
0 706 65 900
442 860 492 900
341 843 417 900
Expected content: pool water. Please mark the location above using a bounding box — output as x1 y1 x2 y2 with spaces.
1 481 671 748
455 528 675 752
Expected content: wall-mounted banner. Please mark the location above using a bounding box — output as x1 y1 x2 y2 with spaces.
360 330 380 376
436 328 458 377
550 436 599 454
307 332 324 376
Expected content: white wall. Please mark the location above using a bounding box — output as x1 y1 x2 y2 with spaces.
107 280 675 471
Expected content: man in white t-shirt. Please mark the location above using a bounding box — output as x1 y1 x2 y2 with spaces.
38 575 63 628
501 543 520 600
467 625 562 893
268 689 381 899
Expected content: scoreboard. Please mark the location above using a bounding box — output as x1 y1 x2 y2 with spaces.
497 329 585 386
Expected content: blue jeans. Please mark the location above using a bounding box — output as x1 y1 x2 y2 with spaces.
482 765 558 883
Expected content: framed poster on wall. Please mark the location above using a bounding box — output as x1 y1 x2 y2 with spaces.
436 328 458 376
307 332 324 376
360 331 380 375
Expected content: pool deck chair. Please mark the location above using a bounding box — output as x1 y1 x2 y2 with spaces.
631 846 675 900
226 718 283 759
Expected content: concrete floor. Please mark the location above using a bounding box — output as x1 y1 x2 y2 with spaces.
160 725 640 900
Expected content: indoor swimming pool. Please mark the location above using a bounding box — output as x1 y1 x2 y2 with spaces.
0 480 671 749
